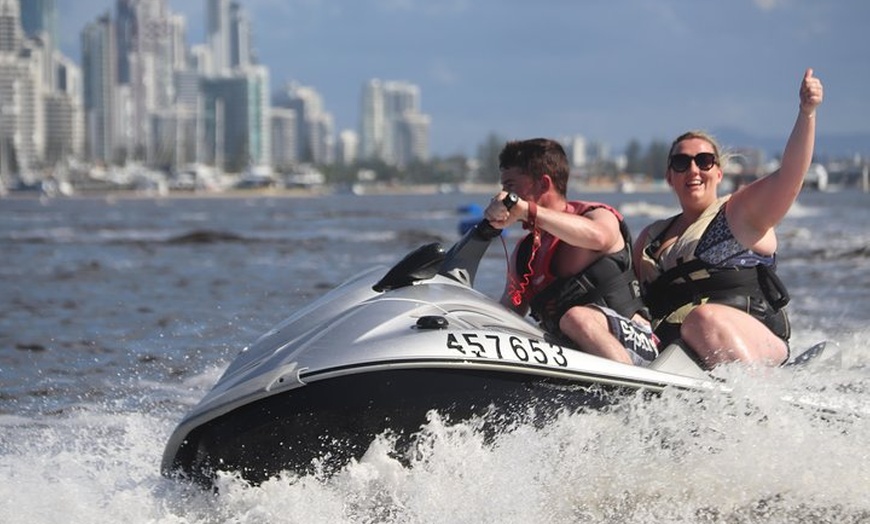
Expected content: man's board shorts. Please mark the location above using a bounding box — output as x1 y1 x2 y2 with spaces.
592 305 660 366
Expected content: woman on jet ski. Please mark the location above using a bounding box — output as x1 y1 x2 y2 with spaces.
632 69 824 369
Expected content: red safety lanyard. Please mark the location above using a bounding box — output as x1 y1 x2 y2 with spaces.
506 226 541 307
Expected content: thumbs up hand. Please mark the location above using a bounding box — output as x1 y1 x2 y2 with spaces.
800 68 824 116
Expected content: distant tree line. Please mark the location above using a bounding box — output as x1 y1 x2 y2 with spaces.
319 134 675 186
624 139 670 180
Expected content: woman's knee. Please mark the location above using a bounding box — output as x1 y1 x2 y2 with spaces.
684 304 720 327
680 305 730 348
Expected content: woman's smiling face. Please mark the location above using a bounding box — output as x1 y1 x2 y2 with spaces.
667 137 723 212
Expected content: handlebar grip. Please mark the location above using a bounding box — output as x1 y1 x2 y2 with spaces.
474 192 518 240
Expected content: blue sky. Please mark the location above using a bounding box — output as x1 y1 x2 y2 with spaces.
59 0 870 157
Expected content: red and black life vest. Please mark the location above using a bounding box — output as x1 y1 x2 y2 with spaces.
510 201 647 334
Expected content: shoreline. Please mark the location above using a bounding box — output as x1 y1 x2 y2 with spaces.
2 181 673 201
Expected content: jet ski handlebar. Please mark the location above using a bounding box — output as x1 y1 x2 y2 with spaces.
437 192 517 287
373 193 518 292
474 192 518 240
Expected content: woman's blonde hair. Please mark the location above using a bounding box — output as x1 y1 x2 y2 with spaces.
668 130 733 168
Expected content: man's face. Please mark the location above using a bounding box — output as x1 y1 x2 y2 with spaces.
499 167 538 200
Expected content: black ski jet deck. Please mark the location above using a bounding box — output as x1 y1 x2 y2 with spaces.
161 201 829 485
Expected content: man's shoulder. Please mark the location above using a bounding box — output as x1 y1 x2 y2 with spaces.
572 200 622 221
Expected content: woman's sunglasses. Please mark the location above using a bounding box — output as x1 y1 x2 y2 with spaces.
668 152 718 173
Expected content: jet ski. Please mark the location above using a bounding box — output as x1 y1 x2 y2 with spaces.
161 199 829 486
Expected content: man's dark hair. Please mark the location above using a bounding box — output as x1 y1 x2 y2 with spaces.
498 138 570 196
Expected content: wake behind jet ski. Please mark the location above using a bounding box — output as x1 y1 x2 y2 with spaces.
161 200 830 486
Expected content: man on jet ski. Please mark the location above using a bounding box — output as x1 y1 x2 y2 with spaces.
484 138 657 366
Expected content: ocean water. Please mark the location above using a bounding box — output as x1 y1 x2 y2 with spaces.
1 189 868 523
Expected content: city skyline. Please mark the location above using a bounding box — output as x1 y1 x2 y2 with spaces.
57 0 870 158
1 0 435 179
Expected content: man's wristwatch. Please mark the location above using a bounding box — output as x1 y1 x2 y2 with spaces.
503 192 519 210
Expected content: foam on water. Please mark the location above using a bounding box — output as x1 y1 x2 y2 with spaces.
2 335 868 524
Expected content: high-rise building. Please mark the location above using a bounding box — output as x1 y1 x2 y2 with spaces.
19 0 56 87
0 0 23 52
206 0 252 76
18 0 55 90
50 54 84 162
359 79 430 168
360 79 384 161
189 44 211 75
81 13 116 163
229 2 251 69
44 91 76 163
206 0 230 76
114 0 133 84
166 13 187 71
336 129 358 166
1 0 45 179
396 111 430 166
0 0 82 177
270 107 297 170
273 82 333 165
201 65 270 171
168 13 193 169
382 81 429 167
19 0 56 44
0 0 23 181
564 135 587 168
114 0 175 162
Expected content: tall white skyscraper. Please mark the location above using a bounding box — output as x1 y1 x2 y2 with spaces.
359 79 430 167
206 0 230 75
360 79 384 161
396 111 430 166
166 13 187 71
115 0 175 162
0 0 22 50
229 2 251 69
19 0 56 88
0 0 27 181
81 13 116 163
207 0 252 76
273 82 333 165
336 129 358 166
270 107 297 169
20 0 57 45
564 135 587 168
49 54 85 163
1 0 82 173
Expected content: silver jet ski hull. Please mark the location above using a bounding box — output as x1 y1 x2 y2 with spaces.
161 236 716 485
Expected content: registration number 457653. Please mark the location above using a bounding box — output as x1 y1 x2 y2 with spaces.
445 332 569 368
